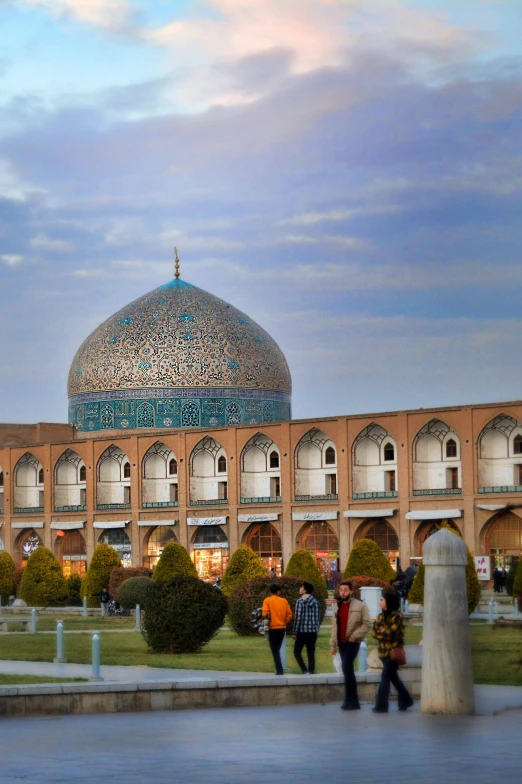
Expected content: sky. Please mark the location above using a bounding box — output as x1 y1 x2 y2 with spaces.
1 0 522 424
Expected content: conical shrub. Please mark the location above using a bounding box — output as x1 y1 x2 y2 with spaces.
0 551 16 604
221 546 266 596
152 542 197 582
20 547 68 607
344 539 395 581
81 543 122 607
284 549 328 600
512 559 522 597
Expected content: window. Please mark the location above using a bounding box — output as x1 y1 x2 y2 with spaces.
218 481 228 500
270 476 281 497
169 458 178 475
383 443 395 462
327 474 337 495
79 465 86 482
0 471 3 487
447 467 459 490
514 435 522 455
80 488 86 505
169 483 178 502
446 439 457 458
269 451 279 469
124 486 131 505
217 455 227 473
517 465 522 486
385 470 396 492
325 446 336 465
38 468 44 484
123 462 131 479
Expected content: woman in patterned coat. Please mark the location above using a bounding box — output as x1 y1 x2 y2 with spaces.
372 590 414 713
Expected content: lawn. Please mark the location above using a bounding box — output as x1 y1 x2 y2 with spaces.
0 624 520 685
0 675 86 685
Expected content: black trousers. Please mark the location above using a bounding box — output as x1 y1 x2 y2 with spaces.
339 641 360 705
293 632 317 674
375 657 413 711
268 629 286 674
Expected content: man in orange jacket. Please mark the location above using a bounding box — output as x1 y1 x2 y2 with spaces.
262 584 293 675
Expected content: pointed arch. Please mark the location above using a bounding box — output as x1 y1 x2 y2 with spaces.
96 444 131 509
190 436 228 504
13 452 44 511
352 424 397 498
412 419 461 495
477 414 522 490
240 432 281 501
54 449 87 511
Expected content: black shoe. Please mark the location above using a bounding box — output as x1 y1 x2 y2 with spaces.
301 670 308 675
341 702 361 711
275 671 284 676
372 707 388 713
398 700 414 712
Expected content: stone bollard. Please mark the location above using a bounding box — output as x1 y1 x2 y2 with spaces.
488 597 495 625
30 608 37 634
135 604 141 631
83 596 88 617
54 621 67 663
358 640 367 672
421 529 475 715
90 634 103 681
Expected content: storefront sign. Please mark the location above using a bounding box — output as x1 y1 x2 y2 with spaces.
187 517 227 526
238 513 279 523
193 542 229 549
315 550 329 558
137 520 177 526
474 556 491 581
292 511 338 521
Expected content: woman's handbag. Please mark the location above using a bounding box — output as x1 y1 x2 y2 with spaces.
390 646 407 666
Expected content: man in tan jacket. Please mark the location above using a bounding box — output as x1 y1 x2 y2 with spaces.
330 580 371 710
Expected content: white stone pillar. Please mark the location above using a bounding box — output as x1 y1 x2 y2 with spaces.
421 528 475 715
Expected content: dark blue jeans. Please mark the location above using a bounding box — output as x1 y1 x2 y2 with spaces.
268 629 286 674
294 632 317 674
339 641 360 706
375 657 413 711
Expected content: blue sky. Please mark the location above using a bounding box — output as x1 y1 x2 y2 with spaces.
1 0 522 423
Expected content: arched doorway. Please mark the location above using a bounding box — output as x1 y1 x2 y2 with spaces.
485 512 522 569
98 528 132 567
144 527 177 569
192 525 229 581
354 518 400 570
55 530 87 577
246 523 282 575
298 521 339 577
16 528 43 567
414 519 460 557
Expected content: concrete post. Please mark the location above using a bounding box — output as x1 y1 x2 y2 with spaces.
135 604 141 631
53 621 67 663
90 633 103 681
83 596 88 617
488 597 494 625
30 608 37 634
358 640 367 672
515 599 520 619
421 529 475 715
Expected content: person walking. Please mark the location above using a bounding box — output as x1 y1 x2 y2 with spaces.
262 584 293 675
292 581 320 674
372 590 414 713
99 587 110 617
330 580 371 710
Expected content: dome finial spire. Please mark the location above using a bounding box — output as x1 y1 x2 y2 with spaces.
174 247 180 279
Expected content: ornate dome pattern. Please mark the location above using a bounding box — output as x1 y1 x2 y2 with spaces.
68 278 292 433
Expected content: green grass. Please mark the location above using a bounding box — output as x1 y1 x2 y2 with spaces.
0 624 520 685
0 675 86 685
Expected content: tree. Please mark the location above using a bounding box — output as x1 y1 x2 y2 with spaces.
117 576 155 610
284 549 328 599
109 566 152 598
67 574 83 606
0 551 16 604
221 546 266 596
344 539 395 582
81 543 121 608
19 547 68 607
152 542 197 582
513 559 522 598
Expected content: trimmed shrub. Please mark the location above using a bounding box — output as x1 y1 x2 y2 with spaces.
408 563 425 605
513 559 522 598
109 566 152 598
228 575 327 637
81 544 122 608
67 574 83 606
505 560 517 597
344 539 396 582
284 549 328 600
221 546 266 597
142 576 228 653
117 576 155 610
342 575 393 600
12 568 24 597
0 551 16 604
152 542 197 582
20 547 68 607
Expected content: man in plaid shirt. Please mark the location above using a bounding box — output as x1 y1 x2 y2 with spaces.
292 582 320 674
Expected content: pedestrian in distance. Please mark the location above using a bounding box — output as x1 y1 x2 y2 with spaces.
493 567 502 594
372 590 414 714
330 580 371 710
262 584 293 675
292 581 320 674
269 567 277 579
97 587 110 617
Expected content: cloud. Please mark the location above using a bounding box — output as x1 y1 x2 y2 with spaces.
30 234 74 252
0 254 24 266
19 0 134 32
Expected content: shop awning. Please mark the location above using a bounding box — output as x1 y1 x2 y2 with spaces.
292 511 338 522
50 521 86 530
475 504 507 512
406 509 461 520
138 520 177 526
344 509 397 519
11 521 44 529
93 520 130 529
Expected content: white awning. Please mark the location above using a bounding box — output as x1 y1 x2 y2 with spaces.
475 505 507 512
344 509 397 519
93 520 130 529
50 521 86 530
187 517 227 526
138 520 177 527
406 509 462 521
292 511 338 522
11 522 45 529
238 513 280 523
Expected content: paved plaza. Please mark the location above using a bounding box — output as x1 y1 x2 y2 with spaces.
0 700 521 784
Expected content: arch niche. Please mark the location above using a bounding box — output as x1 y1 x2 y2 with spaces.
483 512 522 569
14 452 44 511
244 522 282 575
296 521 339 577
54 529 87 577
96 445 131 508
352 424 397 498
478 414 522 490
240 433 281 501
15 528 43 568
412 419 461 495
294 429 337 500
54 449 87 510
413 519 461 558
143 526 177 569
191 525 229 581
190 437 228 504
142 442 179 506
353 518 399 568
98 527 132 567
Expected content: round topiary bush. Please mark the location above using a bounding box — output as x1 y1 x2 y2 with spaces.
152 542 197 582
221 546 266 596
67 574 83 606
141 576 228 653
505 559 518 597
12 568 24 597
228 575 327 637
342 575 393 600
109 566 152 598
0 551 16 604
117 576 155 610
81 543 122 607
19 547 68 607
284 549 328 600
344 539 396 581
512 558 522 598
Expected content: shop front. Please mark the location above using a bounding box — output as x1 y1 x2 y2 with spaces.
14 526 43 567
95 521 132 567
293 512 340 578
140 522 177 569
188 516 229 581
240 514 282 575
